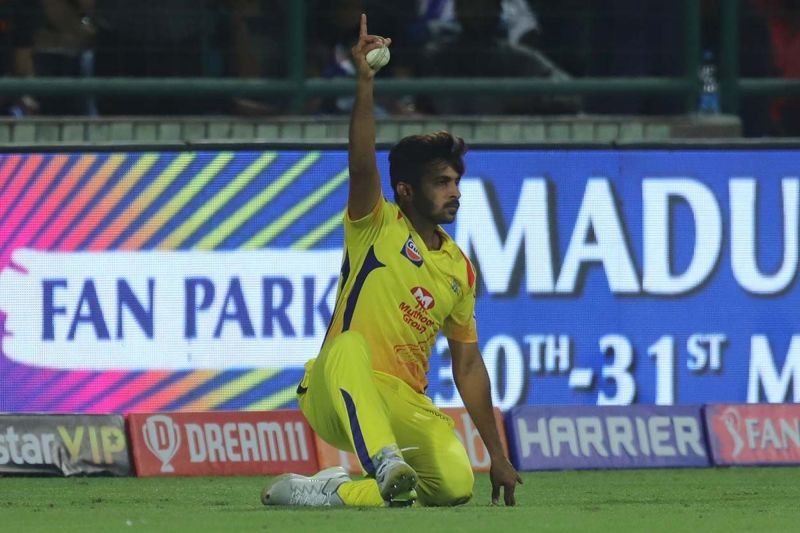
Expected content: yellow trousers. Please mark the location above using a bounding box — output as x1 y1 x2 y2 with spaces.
298 331 474 507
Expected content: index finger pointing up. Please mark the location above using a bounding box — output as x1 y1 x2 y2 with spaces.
360 13 368 39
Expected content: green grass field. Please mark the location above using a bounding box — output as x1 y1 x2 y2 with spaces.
4 468 800 532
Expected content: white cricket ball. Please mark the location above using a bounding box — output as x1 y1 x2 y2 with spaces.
366 46 390 70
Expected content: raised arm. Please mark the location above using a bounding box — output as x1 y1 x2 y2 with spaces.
347 14 392 219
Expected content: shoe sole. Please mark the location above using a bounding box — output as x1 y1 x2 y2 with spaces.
379 464 417 506
386 488 417 508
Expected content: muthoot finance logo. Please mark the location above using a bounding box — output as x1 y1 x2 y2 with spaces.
0 249 341 370
411 286 435 310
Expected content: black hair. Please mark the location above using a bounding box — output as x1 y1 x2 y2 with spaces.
388 131 467 200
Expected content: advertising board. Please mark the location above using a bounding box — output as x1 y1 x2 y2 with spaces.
1 149 798 411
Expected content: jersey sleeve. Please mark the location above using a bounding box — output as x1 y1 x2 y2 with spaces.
343 196 392 249
442 253 479 343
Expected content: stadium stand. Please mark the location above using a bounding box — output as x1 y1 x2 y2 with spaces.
0 1 795 140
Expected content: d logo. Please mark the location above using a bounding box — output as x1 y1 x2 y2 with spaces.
143 415 181 473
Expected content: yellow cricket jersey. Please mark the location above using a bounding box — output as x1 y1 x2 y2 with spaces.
320 197 478 393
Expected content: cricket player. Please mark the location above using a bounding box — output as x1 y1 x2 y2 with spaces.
262 14 521 508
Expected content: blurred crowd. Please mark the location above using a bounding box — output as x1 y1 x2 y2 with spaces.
0 0 797 135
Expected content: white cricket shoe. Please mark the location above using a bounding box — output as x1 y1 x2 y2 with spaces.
261 466 350 507
373 445 418 507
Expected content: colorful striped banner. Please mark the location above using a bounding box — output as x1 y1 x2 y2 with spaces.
0 150 348 414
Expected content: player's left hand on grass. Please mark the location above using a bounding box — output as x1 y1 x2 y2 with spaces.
490 457 523 506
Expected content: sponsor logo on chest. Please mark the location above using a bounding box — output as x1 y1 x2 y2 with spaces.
411 286 435 310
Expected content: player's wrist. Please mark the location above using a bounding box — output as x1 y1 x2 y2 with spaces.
488 449 508 463
356 70 376 82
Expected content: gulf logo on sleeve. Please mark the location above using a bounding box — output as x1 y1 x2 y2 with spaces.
401 236 424 267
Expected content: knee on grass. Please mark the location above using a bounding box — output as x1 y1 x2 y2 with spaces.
419 464 474 507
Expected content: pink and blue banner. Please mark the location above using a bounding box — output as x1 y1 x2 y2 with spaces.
0 150 348 413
